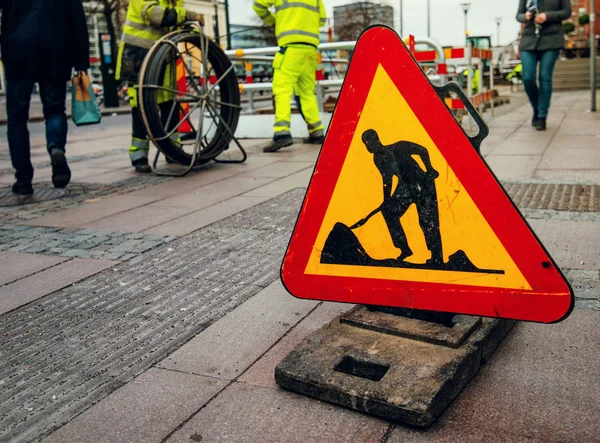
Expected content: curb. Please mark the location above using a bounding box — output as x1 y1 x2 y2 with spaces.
0 107 131 126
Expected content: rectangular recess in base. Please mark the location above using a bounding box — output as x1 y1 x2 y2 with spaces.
275 308 515 427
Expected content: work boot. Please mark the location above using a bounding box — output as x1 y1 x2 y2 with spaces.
133 159 152 173
50 149 71 188
263 135 293 153
535 118 547 131
12 179 33 195
302 134 325 145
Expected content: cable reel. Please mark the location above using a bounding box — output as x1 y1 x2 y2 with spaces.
138 26 246 176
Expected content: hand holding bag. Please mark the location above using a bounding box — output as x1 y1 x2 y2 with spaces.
71 71 102 126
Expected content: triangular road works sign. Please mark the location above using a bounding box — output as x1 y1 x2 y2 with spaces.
281 26 573 323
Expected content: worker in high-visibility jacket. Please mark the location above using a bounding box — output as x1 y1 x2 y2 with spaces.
506 63 523 82
462 67 481 95
253 0 327 152
116 0 204 173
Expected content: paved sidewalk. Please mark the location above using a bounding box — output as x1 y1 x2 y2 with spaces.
0 89 599 442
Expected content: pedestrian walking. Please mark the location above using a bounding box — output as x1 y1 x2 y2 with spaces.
0 0 89 194
516 0 571 131
116 0 204 173
253 0 327 152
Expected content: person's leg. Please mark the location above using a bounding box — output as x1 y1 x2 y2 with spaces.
296 47 325 143
520 50 540 124
39 81 68 154
128 85 151 172
537 49 560 120
6 78 35 191
39 80 71 188
265 47 300 152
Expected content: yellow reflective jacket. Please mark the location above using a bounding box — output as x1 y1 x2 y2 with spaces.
122 0 189 49
253 0 326 47
117 0 190 81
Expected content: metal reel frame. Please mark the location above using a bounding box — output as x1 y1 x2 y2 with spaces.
138 25 246 177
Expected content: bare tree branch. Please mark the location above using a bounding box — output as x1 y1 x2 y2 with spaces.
334 1 393 41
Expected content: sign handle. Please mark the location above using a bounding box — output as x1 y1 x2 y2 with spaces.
434 82 489 153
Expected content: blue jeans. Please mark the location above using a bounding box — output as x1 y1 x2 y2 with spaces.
6 80 68 181
520 49 560 119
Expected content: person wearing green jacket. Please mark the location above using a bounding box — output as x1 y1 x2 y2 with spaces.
516 0 571 131
253 0 327 152
116 0 203 172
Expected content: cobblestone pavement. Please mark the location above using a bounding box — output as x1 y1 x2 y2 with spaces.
0 224 175 261
0 188 302 442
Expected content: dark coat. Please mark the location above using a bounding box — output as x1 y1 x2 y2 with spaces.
517 0 571 52
0 0 90 82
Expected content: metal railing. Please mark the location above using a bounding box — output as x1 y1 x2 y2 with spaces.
225 37 494 115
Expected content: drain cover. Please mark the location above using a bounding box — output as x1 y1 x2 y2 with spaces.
0 187 69 207
505 183 600 212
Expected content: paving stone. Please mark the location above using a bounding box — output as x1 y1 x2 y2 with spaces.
484 155 541 182
239 302 352 389
0 224 172 260
0 252 67 286
101 252 125 260
43 368 227 443
240 161 314 179
242 169 313 198
20 244 51 254
158 280 318 379
145 195 270 237
118 253 136 261
59 249 94 259
7 243 36 252
165 383 390 443
157 176 275 209
528 218 600 270
81 205 195 233
28 194 160 228
387 310 600 443
564 269 600 301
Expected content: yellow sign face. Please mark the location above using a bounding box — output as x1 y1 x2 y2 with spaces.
304 65 530 291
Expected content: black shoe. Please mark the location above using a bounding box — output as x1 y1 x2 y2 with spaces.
263 136 293 153
134 163 152 173
532 110 539 127
535 118 547 131
302 135 325 144
12 180 33 195
50 149 71 188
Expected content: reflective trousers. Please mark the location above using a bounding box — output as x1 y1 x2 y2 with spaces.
272 45 324 139
127 85 179 165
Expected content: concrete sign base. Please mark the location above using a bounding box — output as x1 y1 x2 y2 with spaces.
275 306 515 427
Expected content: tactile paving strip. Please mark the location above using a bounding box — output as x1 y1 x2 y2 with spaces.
0 188 304 442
